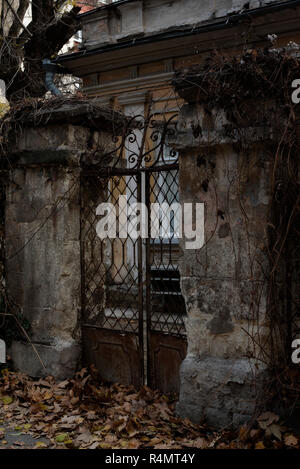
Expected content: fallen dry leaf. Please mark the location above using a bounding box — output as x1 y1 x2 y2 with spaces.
255 441 265 449
284 434 298 447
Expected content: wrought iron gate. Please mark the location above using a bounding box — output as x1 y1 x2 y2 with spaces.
81 113 187 393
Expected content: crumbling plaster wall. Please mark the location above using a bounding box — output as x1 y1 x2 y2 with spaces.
172 103 273 428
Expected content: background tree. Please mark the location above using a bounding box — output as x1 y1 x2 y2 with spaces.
0 0 84 102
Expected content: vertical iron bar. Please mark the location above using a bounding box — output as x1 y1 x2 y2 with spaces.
145 171 152 387
80 171 86 324
137 172 145 386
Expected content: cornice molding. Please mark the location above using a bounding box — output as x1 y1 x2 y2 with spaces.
118 90 148 105
83 71 173 96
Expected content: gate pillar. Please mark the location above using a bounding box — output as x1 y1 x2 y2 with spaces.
170 99 275 428
5 102 121 379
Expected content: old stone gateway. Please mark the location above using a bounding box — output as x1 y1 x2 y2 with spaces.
3 50 300 429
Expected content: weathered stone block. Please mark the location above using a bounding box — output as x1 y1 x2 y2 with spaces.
176 356 268 428
11 340 81 380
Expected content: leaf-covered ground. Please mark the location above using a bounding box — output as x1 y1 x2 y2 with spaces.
0 368 299 450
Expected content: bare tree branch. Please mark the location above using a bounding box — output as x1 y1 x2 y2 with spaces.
0 0 81 101
9 0 31 38
4 0 32 37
